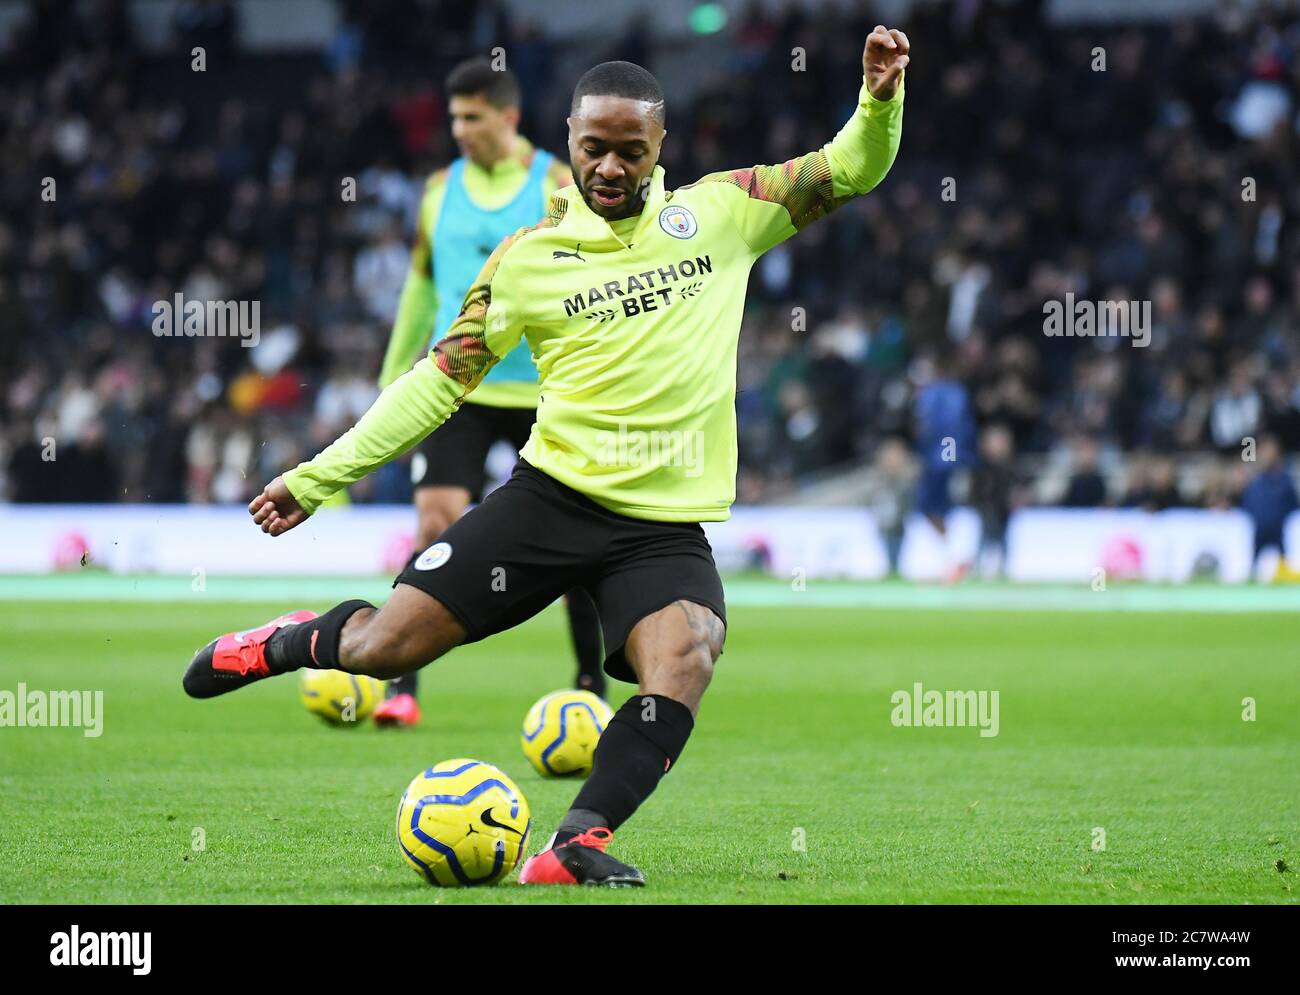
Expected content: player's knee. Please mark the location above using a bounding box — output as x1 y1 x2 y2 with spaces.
681 640 715 686
652 602 722 677
705 617 725 663
415 514 452 550
671 621 721 681
414 491 467 547
686 603 725 664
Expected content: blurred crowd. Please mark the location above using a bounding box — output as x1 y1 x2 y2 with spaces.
1 0 1298 555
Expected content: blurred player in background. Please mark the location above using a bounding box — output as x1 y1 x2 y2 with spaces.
912 352 975 581
372 57 605 727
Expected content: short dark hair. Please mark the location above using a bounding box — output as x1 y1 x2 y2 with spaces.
445 57 520 109
570 61 665 125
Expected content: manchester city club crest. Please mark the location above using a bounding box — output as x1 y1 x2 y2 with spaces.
414 541 453 571
658 204 698 239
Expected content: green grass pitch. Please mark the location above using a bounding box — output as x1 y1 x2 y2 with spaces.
0 586 1296 904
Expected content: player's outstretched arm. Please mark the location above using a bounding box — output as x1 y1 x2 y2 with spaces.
686 25 908 256
824 26 909 196
254 231 531 534
254 357 475 535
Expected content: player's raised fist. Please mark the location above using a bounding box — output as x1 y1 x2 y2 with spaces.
864 25 909 101
248 476 309 536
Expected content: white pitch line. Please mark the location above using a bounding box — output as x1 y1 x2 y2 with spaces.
0 575 1296 613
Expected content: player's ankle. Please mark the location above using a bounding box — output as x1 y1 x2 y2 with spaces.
267 600 374 673
264 627 302 674
386 673 419 698
555 807 608 847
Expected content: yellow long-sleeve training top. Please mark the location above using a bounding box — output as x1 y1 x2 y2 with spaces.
287 77 904 522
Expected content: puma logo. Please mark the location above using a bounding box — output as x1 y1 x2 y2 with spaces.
552 243 585 262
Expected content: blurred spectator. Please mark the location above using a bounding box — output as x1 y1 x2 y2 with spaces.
1209 363 1264 452
1060 436 1108 508
1203 457 1247 512
1239 435 1299 566
969 423 1022 576
863 436 915 576
1122 454 1184 511
353 222 410 322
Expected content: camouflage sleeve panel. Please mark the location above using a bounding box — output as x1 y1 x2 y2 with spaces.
432 273 498 389
701 149 843 230
687 77 903 257
683 151 847 256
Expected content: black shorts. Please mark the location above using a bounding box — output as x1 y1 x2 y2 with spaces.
395 459 727 684
411 402 536 501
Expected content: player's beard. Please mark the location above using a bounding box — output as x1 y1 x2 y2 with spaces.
578 173 649 220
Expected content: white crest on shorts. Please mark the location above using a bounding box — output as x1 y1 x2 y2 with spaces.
414 541 453 571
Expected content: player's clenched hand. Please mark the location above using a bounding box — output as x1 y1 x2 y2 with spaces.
248 476 310 536
864 25 909 101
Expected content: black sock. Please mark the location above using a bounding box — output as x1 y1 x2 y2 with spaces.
386 673 418 697
554 808 606 846
565 588 605 698
561 694 694 835
265 600 373 673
